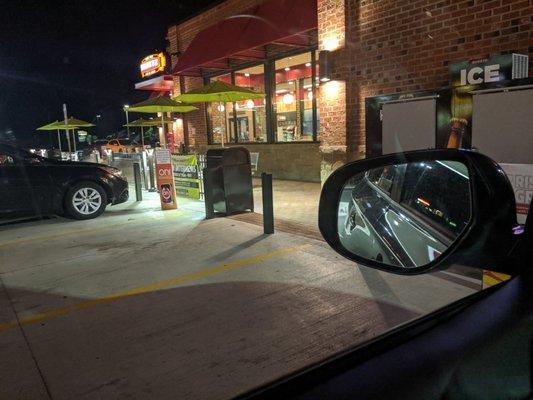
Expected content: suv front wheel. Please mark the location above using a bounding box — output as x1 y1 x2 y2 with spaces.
65 181 108 220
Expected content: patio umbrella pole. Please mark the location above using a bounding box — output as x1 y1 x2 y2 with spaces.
57 129 62 154
62 104 72 153
72 131 77 153
220 101 224 148
141 126 145 148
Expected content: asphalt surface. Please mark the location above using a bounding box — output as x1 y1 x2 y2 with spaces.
0 191 480 399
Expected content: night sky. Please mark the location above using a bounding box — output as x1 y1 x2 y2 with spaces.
0 0 216 146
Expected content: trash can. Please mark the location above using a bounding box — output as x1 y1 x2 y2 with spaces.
205 147 254 216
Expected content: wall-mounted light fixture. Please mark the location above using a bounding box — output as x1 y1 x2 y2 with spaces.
323 80 341 100
323 37 340 51
319 50 332 83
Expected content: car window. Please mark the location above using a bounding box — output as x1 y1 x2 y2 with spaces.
400 161 471 237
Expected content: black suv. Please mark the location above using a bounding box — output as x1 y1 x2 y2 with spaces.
0 143 128 220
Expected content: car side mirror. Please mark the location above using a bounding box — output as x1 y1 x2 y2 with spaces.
319 149 522 275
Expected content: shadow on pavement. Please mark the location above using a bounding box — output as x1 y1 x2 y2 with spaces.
206 235 269 263
1 281 419 400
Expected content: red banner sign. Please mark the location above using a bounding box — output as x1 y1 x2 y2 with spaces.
154 149 177 210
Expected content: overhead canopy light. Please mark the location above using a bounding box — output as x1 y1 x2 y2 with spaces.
282 93 295 105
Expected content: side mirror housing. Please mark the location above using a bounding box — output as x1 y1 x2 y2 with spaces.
319 149 521 275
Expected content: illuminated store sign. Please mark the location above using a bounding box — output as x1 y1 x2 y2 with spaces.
450 54 528 87
140 53 167 78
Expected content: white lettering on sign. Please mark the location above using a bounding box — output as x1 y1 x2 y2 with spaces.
140 53 166 78
155 149 171 164
500 163 533 224
141 59 160 72
460 64 501 85
485 64 500 82
158 168 172 177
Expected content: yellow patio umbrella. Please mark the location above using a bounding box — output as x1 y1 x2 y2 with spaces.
123 118 154 147
125 97 197 147
63 117 95 128
58 118 95 153
36 121 63 153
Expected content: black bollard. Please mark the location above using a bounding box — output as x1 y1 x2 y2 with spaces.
262 172 274 234
133 162 143 201
204 168 215 219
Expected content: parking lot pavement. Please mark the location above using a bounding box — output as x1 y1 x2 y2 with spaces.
0 193 479 399
252 178 321 228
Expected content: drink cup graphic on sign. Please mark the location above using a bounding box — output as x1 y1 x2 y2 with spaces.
154 149 177 210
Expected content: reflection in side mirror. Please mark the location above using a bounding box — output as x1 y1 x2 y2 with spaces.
338 160 471 268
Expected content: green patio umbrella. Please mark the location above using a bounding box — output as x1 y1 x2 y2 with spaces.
59 118 95 153
173 80 265 103
37 121 63 153
124 118 148 147
123 117 166 147
125 97 197 147
142 116 176 125
63 117 95 128
173 81 265 147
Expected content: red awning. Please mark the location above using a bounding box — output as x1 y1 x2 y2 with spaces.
173 0 317 76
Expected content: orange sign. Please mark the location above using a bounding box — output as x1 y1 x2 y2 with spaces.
154 149 177 210
140 53 167 78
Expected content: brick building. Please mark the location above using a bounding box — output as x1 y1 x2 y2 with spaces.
141 0 533 182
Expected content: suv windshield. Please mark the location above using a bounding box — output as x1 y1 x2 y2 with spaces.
1 1 528 398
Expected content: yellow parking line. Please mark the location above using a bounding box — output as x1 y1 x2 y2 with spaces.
0 211 184 249
0 243 310 333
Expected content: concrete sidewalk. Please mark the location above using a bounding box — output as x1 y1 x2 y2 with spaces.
252 178 321 229
0 191 479 399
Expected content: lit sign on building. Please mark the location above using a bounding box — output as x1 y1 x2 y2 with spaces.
140 53 167 78
450 54 529 87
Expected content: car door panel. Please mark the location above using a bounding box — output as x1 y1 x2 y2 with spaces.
240 276 532 400
0 159 55 218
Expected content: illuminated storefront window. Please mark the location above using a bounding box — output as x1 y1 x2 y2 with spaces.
274 52 318 142
234 65 267 142
207 50 318 144
209 74 235 144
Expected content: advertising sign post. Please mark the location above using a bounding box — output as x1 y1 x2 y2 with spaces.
155 149 177 210
171 155 201 199
500 163 533 223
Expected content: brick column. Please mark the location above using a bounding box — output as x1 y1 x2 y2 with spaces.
318 0 350 183
168 25 208 152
